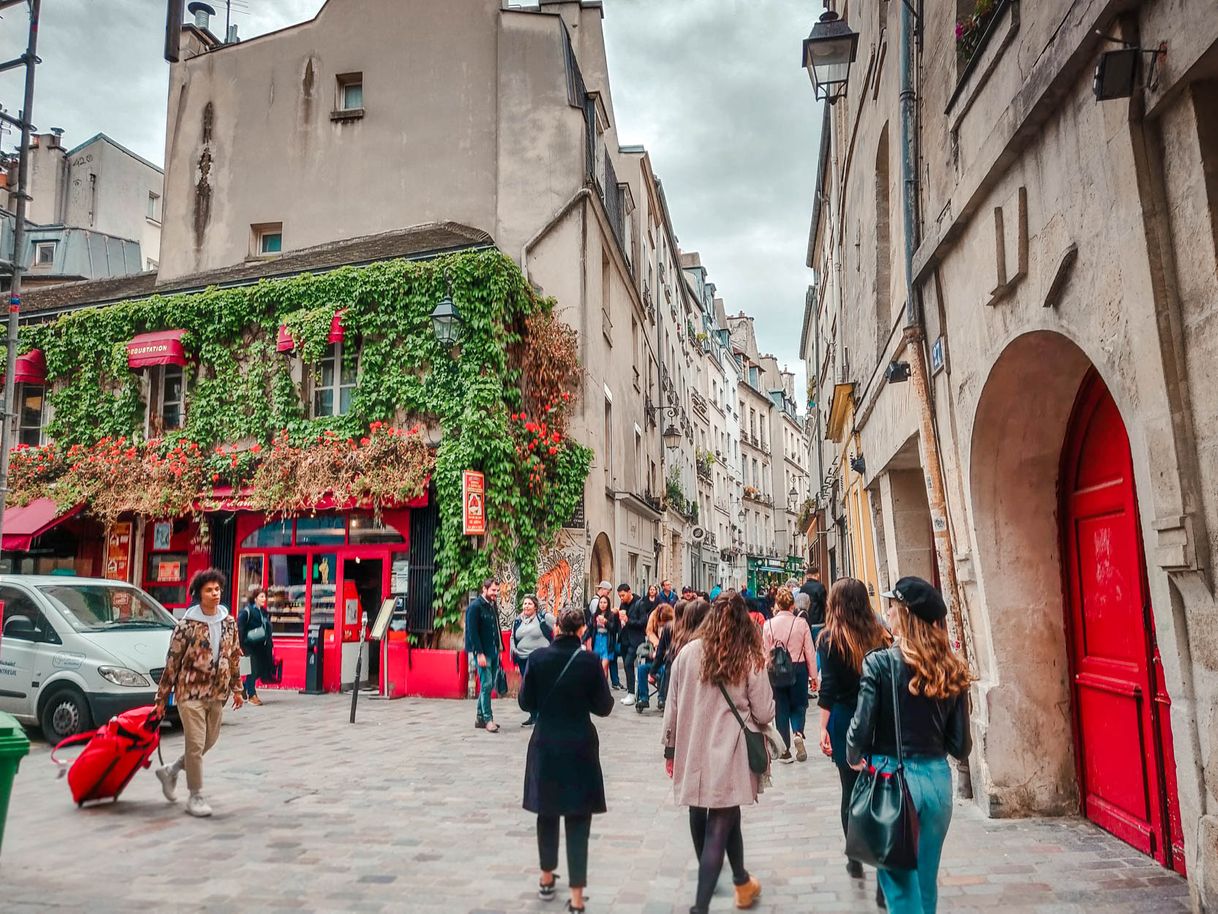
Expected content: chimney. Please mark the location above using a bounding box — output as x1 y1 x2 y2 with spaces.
48 127 64 149
226 23 239 43
187 2 215 32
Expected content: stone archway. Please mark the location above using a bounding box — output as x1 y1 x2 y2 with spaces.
590 533 613 591
968 330 1095 816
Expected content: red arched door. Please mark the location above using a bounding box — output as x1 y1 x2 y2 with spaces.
1061 372 1184 871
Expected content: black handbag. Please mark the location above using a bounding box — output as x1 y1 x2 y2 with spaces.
845 649 920 871
718 683 769 775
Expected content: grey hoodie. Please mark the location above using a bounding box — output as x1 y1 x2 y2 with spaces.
182 604 230 663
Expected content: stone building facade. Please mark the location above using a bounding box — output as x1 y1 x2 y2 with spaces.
803 1 1218 905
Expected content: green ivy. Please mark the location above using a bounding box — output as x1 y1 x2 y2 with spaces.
20 250 591 630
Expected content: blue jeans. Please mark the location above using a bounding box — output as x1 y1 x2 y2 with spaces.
871 754 953 914
243 672 257 697
473 656 497 722
773 661 810 749
636 661 652 703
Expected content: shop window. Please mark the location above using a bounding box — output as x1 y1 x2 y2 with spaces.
241 519 292 548
17 383 46 448
296 515 346 546
348 511 405 545
268 553 308 635
236 555 264 601
311 341 358 418
308 553 339 627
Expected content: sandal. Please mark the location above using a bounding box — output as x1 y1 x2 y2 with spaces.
539 874 557 901
565 902 585 913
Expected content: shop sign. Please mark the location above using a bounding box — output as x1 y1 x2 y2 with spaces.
462 470 487 536
105 522 133 582
391 558 410 594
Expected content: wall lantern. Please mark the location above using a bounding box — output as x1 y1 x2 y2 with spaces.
661 424 683 449
885 360 911 384
802 10 859 105
430 293 462 347
1092 40 1166 101
850 455 866 475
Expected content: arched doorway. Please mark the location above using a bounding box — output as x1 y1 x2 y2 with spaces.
1061 371 1185 871
590 533 613 592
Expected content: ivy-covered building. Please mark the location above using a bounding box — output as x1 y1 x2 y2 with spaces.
6 224 588 691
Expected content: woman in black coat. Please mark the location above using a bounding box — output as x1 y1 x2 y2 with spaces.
519 606 614 914
238 587 275 704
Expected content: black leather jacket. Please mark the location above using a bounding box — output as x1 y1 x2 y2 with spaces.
846 647 971 767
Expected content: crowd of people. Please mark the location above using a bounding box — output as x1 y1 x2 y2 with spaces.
147 565 969 913
498 570 971 914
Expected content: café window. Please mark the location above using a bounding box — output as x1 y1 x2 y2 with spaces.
143 518 190 609
147 365 185 434
17 383 46 447
311 341 358 418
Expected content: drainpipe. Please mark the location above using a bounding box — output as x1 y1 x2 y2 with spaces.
896 0 974 797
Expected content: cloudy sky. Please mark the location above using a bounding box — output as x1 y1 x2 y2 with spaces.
0 0 821 385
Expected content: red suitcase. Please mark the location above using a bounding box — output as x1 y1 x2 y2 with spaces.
50 705 162 806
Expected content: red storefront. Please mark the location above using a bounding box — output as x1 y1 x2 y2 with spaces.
136 492 431 694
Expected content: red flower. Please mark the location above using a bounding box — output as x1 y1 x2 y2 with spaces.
212 473 220 482
360 437 370 446
548 446 558 456
251 443 262 454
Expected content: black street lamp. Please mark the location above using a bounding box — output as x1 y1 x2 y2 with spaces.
646 401 685 449
430 293 462 347
802 10 859 105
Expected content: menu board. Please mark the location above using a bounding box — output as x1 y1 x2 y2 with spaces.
105 522 133 582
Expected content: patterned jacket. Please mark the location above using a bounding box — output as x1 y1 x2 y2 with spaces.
154 613 243 706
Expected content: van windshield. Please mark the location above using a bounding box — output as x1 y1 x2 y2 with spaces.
36 584 176 633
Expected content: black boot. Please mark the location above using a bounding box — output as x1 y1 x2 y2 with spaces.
876 884 887 908
846 859 863 879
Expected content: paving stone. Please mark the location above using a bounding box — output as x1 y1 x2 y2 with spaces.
0 690 1191 912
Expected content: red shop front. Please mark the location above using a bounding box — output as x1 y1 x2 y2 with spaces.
231 508 415 693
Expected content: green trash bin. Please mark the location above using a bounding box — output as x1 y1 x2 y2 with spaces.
0 711 31 856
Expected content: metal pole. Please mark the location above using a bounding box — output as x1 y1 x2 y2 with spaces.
0 0 41 556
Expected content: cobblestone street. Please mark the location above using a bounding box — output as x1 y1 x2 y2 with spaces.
3 691 1191 913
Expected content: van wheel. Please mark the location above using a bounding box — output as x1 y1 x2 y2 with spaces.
40 687 93 744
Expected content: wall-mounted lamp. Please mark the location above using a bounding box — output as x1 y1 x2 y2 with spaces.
1093 34 1166 100
850 455 866 475
885 361 911 384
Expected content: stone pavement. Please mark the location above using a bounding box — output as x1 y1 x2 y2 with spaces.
2 690 1191 913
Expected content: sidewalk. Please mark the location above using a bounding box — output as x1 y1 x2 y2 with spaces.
2 690 1191 912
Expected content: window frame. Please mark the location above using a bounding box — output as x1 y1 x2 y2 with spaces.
16 382 46 448
146 191 162 224
310 340 359 418
33 240 55 267
251 222 284 258
160 364 185 432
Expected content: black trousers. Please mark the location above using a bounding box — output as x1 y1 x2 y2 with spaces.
622 643 639 693
837 763 860 855
537 813 592 888
689 806 749 912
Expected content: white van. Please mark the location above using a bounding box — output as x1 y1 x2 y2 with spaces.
0 576 176 743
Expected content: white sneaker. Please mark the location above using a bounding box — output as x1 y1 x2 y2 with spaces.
155 765 178 802
621 694 636 706
793 733 808 762
185 793 213 818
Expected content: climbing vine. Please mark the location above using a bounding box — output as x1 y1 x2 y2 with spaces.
13 250 591 629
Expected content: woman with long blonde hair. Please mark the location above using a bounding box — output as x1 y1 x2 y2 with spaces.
662 592 774 913
816 578 892 885
847 577 972 914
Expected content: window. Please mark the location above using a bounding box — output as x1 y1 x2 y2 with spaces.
337 73 364 111
251 222 283 257
311 341 358 417
0 586 59 643
146 191 161 223
145 258 159 271
34 241 55 267
160 365 185 431
17 384 45 448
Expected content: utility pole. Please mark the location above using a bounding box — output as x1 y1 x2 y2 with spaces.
0 0 42 553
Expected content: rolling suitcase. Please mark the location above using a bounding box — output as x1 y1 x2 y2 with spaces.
50 705 162 806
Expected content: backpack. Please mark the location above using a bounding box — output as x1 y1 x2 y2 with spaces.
767 617 797 688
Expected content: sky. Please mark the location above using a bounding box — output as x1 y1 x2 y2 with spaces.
0 0 821 386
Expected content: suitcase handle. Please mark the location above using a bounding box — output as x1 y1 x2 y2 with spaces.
50 729 100 773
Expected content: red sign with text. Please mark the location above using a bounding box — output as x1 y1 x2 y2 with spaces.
462 470 487 536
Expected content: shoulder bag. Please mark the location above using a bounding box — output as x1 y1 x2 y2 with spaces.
245 612 268 645
718 682 769 775
845 649 921 870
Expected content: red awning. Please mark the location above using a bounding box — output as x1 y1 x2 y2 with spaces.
127 330 187 369
1 498 82 552
14 349 46 385
276 324 295 353
328 311 346 344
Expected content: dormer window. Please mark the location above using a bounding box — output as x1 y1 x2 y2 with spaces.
33 241 55 268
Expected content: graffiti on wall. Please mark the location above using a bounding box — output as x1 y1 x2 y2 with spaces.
492 529 587 628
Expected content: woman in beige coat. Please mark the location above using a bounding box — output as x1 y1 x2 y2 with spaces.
663 591 775 913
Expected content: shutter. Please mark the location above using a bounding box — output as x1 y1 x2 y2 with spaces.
406 498 440 633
